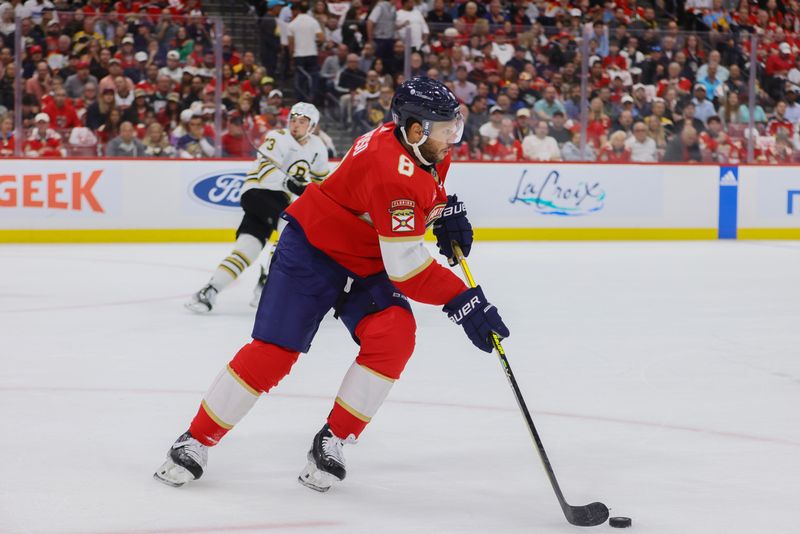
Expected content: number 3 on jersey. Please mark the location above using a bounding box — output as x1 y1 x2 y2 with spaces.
398 154 414 177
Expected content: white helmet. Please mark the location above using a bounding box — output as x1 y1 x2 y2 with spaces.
289 102 319 140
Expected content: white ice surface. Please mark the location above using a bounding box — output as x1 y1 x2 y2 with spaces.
1 241 799 534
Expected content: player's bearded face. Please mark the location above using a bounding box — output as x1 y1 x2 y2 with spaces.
290 115 311 140
420 114 464 163
419 136 452 163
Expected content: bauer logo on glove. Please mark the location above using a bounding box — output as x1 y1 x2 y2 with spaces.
433 194 473 265
443 286 510 353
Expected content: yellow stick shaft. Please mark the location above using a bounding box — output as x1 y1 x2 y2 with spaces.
451 243 505 356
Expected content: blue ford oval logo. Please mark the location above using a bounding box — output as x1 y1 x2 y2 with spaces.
190 172 246 209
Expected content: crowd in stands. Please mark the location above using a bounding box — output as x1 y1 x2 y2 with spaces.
2 0 800 163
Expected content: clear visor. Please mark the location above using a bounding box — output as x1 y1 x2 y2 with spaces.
426 113 464 144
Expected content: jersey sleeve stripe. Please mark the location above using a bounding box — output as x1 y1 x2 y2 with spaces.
379 237 433 282
378 235 423 243
248 166 277 184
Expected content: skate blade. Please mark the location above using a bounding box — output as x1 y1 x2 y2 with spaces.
184 300 212 314
297 460 337 493
153 458 195 487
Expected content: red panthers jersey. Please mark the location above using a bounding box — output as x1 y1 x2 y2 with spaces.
287 123 467 305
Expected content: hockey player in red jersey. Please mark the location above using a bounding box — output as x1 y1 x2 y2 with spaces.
154 77 510 491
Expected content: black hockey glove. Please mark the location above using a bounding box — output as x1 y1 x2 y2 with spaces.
285 175 309 196
432 195 473 266
443 286 510 353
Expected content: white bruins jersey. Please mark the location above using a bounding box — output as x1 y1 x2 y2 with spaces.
242 129 330 195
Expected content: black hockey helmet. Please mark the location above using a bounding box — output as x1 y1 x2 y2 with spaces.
391 76 460 126
391 77 464 164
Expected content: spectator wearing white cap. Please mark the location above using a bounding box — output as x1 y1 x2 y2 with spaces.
24 112 66 158
767 42 794 79
126 50 150 84
171 108 196 144
691 83 716 124
159 50 184 84
479 104 505 141
513 107 533 142
176 112 215 159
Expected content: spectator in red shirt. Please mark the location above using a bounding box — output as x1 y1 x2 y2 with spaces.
221 112 254 158
483 117 523 161
24 112 66 157
767 133 793 163
588 60 611 91
603 40 627 71
457 2 481 35
699 116 731 161
0 115 15 157
656 62 692 98
766 42 793 78
42 87 81 130
587 97 611 148
599 131 633 162
453 133 485 161
767 100 794 136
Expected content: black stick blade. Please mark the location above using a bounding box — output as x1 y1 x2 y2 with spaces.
564 502 609 527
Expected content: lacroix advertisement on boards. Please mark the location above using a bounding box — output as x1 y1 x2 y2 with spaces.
0 159 723 242
0 161 117 217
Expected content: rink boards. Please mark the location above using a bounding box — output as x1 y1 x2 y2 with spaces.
0 159 797 242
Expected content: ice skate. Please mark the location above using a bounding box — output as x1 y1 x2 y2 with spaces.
298 424 356 492
250 265 267 308
185 284 218 313
153 431 208 487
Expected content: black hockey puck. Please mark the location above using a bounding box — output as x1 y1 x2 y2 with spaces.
609 517 632 528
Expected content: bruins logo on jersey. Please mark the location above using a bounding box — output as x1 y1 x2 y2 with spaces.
287 160 311 182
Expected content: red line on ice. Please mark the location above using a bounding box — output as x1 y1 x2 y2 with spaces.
83 521 341 534
1 384 797 449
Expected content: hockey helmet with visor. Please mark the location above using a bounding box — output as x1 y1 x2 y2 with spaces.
289 102 319 141
392 77 463 165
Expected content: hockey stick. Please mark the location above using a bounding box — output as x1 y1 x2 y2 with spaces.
452 243 609 527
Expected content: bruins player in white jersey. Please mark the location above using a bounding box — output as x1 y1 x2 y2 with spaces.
186 102 330 313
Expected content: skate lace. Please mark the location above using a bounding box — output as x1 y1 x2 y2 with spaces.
200 285 217 299
321 433 356 465
174 436 208 466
